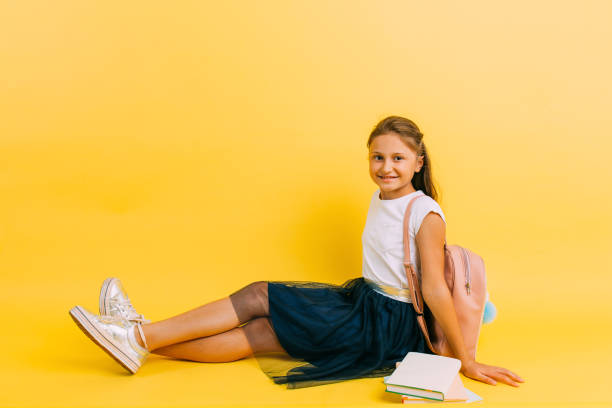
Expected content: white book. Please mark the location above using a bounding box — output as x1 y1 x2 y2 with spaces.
384 352 464 401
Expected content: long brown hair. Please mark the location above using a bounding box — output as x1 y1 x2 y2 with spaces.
366 116 439 201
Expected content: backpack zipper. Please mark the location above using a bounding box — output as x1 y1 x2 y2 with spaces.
460 247 472 295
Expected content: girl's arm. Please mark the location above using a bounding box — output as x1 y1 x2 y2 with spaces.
415 212 525 387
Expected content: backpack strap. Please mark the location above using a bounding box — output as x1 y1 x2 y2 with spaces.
402 192 440 355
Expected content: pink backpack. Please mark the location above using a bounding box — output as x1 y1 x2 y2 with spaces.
403 193 487 359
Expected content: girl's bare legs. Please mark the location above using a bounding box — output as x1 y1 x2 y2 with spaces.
151 317 285 362
152 325 251 362
132 281 286 362
139 297 240 351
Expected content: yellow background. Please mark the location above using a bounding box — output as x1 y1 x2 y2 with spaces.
1 0 611 407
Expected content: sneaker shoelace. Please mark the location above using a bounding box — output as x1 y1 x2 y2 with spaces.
135 322 149 351
109 299 151 324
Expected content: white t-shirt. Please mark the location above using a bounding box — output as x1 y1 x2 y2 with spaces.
361 189 447 290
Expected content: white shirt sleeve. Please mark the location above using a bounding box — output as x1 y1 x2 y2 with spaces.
410 196 447 238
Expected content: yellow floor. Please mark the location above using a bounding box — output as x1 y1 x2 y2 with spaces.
2 238 611 407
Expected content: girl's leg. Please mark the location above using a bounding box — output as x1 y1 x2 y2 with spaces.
151 317 286 362
136 281 271 352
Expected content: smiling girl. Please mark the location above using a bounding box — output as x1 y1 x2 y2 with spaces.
69 115 524 389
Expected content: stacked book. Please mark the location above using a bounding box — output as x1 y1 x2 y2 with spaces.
383 352 482 403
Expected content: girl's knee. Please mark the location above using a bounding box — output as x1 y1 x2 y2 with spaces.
229 281 269 324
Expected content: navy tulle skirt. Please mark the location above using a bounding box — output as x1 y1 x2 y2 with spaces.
254 277 431 389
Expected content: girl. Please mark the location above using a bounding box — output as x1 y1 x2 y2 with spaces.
69 115 524 389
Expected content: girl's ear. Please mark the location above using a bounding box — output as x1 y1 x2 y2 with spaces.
416 155 424 172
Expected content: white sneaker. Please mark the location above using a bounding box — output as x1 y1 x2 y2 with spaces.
99 277 150 324
69 305 149 374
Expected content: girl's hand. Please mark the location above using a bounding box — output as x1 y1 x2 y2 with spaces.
460 359 524 387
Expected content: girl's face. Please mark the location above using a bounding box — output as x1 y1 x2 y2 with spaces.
368 133 423 200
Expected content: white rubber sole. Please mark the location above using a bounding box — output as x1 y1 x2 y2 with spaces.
69 305 139 374
99 277 116 316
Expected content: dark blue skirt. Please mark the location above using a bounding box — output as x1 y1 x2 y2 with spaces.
254 277 430 389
